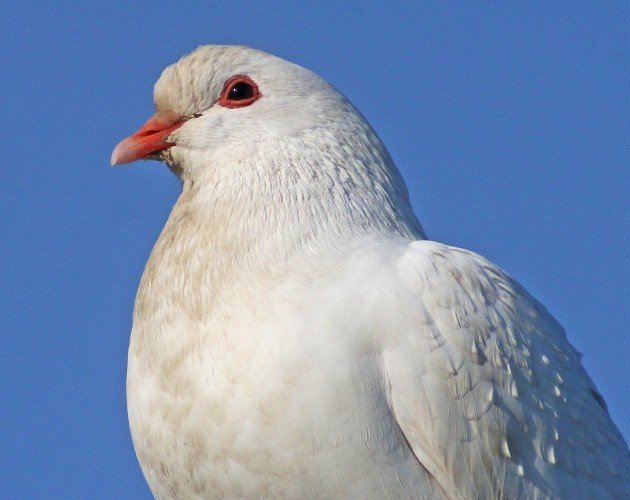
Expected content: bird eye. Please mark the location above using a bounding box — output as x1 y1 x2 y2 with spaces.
219 75 261 108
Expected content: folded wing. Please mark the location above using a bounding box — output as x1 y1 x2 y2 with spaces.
384 241 630 498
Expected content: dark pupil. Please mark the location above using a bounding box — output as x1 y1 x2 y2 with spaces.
229 82 254 101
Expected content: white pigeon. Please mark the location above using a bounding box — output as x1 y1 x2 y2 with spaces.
112 45 630 499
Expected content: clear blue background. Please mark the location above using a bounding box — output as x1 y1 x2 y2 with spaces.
1 2 628 498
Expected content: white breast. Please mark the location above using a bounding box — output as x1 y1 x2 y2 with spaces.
127 238 444 498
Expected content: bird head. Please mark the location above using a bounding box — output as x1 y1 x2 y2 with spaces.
112 46 350 172
111 45 424 241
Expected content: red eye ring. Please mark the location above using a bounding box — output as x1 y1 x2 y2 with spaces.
219 75 261 108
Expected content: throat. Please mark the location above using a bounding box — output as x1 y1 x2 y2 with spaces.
134 163 423 324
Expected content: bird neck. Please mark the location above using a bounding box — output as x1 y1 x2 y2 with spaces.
174 153 423 269
134 143 425 324
175 124 424 258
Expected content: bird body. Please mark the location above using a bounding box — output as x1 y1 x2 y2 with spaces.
114 46 630 498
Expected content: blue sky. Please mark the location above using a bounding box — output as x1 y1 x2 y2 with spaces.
1 2 628 497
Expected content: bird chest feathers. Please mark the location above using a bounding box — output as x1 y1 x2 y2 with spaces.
126 237 426 498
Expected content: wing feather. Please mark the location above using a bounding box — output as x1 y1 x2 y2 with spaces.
383 240 630 498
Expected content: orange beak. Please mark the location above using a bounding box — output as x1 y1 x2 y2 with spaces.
111 110 186 165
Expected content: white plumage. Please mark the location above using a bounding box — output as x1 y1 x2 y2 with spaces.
113 45 630 498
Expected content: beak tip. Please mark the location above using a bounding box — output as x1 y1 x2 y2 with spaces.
110 140 131 166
